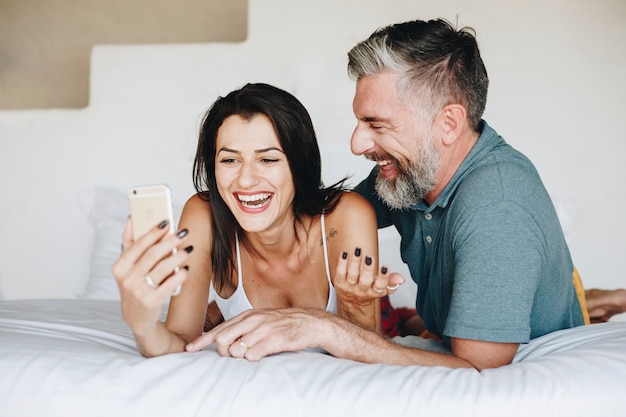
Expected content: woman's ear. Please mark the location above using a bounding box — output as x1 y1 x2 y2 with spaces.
438 104 467 146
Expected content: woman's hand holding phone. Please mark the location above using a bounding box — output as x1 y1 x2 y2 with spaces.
111 185 192 349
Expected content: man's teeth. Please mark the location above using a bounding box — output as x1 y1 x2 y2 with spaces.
377 160 390 166
238 193 272 207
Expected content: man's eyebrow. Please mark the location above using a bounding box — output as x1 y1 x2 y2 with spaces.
362 116 389 123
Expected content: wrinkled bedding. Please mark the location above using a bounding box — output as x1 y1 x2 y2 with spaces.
1 299 625 417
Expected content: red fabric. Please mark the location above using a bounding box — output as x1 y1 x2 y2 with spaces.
380 295 417 337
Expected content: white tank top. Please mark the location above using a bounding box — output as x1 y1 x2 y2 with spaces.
210 213 337 320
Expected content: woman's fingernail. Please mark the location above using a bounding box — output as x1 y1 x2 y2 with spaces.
341 251 348 260
184 245 194 253
158 220 169 229
186 343 194 351
354 247 361 257
177 229 188 238
381 266 388 275
365 256 372 266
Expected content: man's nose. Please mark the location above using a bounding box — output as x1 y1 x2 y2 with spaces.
350 124 375 156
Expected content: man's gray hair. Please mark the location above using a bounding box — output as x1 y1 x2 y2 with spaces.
347 19 489 131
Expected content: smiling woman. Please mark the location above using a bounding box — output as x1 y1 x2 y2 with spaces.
214 114 294 227
111 83 403 359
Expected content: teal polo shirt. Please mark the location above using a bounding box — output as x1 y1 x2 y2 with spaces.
355 120 585 347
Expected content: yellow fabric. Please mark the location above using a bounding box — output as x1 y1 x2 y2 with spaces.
573 267 590 325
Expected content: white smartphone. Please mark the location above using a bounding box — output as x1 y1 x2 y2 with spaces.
128 184 182 295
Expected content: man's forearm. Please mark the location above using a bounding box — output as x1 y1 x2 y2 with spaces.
317 314 476 369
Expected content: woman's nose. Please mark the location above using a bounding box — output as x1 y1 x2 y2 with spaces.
237 161 260 188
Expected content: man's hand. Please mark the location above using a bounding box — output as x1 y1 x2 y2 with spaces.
186 308 331 361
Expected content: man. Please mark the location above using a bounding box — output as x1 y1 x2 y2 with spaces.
187 18 586 370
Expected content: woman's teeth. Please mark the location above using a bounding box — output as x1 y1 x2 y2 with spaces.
237 193 272 208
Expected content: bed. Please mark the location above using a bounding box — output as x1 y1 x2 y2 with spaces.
1 298 626 417
2 187 626 417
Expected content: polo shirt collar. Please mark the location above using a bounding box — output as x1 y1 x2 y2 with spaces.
413 120 503 212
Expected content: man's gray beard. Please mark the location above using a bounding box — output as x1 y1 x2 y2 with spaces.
374 149 439 210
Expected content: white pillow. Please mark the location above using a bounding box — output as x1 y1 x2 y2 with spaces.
78 186 183 300
78 187 130 300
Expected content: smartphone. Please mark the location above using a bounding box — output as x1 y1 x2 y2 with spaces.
128 184 175 240
128 184 182 295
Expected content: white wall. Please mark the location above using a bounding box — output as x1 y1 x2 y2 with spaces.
0 0 624 302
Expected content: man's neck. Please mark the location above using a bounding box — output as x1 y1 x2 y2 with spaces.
424 129 480 206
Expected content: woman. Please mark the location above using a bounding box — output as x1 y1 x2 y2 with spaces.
113 83 398 358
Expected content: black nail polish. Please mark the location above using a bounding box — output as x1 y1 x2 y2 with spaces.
354 247 361 257
177 229 188 238
341 251 348 260
158 220 169 229
381 266 388 274
365 256 372 266
184 245 194 253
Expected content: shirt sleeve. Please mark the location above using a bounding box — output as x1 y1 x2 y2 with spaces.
444 201 546 343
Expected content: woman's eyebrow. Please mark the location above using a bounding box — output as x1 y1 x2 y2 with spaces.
255 147 284 154
217 147 284 154
217 147 239 154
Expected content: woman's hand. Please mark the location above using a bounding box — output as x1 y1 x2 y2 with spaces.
112 217 192 337
332 247 405 331
333 247 405 305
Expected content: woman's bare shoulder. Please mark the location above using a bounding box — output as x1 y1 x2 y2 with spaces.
332 191 375 215
183 193 211 213
326 191 376 226
180 193 212 229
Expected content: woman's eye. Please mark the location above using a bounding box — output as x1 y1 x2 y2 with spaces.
219 158 237 164
260 158 279 163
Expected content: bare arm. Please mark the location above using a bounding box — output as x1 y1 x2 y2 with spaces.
165 194 215 343
186 308 518 370
329 192 404 331
112 217 192 357
112 194 215 357
324 315 517 369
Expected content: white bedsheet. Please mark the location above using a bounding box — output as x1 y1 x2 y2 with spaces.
1 299 625 417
